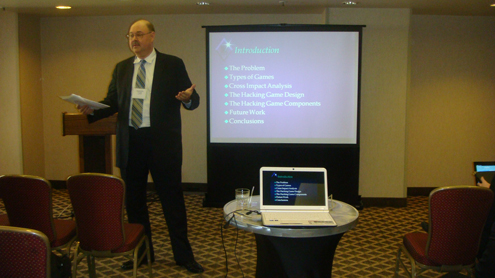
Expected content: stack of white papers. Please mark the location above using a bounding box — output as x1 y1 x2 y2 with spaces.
59 94 109 110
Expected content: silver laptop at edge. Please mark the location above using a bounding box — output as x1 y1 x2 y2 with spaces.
260 167 336 227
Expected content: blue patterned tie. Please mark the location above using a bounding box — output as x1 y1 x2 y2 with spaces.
131 60 146 129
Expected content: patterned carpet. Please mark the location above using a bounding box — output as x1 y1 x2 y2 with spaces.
0 191 471 277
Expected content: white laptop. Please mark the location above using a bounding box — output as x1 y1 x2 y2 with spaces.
260 167 337 227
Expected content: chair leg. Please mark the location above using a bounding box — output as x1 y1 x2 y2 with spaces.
65 237 76 259
72 243 80 278
133 250 138 278
92 255 97 277
395 246 402 277
87 255 97 278
396 245 418 278
145 236 153 278
410 254 417 278
86 255 92 277
400 245 420 278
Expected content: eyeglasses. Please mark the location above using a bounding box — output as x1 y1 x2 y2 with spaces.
126 32 153 40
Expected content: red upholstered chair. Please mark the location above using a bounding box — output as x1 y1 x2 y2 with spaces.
67 173 152 278
0 175 76 256
395 185 494 277
0 226 51 277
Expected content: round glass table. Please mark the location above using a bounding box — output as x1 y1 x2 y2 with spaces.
224 196 359 277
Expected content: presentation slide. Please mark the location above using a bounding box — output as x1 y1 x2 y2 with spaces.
208 29 360 144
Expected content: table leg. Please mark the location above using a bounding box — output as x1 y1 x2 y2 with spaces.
255 233 344 278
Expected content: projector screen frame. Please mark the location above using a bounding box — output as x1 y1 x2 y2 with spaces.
203 24 364 208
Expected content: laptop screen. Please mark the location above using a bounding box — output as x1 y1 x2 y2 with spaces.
473 161 495 185
260 167 327 209
474 161 495 172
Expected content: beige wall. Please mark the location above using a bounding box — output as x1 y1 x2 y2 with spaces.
407 15 495 188
19 15 45 176
0 11 23 175
327 8 411 198
6 10 494 199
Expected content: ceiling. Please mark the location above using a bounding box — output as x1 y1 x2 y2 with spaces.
1 0 495 17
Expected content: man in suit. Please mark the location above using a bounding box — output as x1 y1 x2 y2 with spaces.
78 19 203 273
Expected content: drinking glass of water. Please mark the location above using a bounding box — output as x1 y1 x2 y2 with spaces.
235 188 250 210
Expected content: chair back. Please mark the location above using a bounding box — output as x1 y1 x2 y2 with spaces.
0 175 57 243
426 185 494 265
67 173 126 251
0 226 51 277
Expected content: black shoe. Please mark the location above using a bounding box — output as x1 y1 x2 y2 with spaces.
121 257 154 271
176 260 204 273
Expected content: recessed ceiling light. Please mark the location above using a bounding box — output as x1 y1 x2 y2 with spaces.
197 1 210 5
342 1 357 5
56 6 72 10
491 3 495 7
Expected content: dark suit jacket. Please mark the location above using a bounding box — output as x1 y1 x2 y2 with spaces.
88 50 200 169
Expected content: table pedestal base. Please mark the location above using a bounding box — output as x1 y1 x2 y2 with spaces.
255 233 344 278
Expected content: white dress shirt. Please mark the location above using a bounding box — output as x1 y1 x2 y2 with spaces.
129 49 191 128
129 49 156 128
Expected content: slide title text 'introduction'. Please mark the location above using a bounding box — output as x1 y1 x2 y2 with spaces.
235 47 280 54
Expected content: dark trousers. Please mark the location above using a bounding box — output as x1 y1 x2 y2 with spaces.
476 221 495 277
120 127 194 264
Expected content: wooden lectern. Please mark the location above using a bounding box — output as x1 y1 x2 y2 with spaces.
63 113 117 174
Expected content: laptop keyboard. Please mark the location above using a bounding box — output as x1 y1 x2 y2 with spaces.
265 211 332 220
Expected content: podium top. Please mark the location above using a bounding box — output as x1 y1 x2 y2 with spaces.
63 112 117 136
